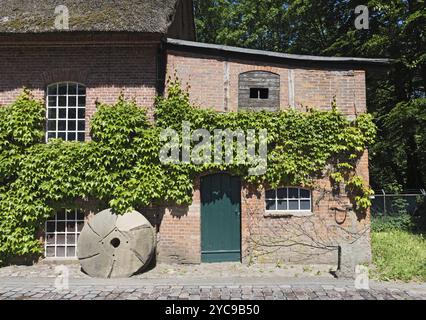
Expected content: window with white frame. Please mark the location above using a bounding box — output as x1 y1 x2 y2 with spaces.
45 209 85 258
265 187 312 211
46 82 86 142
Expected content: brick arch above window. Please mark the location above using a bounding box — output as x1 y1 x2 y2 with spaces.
42 69 89 87
238 71 280 112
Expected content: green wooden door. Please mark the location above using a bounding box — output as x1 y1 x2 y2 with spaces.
201 174 241 262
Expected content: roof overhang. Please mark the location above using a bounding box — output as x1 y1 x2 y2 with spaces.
167 38 393 69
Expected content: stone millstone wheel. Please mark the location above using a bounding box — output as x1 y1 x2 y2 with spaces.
77 209 155 278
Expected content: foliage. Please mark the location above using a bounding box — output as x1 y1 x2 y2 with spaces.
0 83 376 264
372 98 426 189
157 80 376 197
371 214 415 232
371 230 426 282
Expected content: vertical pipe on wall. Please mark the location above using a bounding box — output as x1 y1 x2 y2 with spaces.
288 69 295 109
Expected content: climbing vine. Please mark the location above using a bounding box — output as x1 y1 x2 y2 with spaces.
0 81 376 264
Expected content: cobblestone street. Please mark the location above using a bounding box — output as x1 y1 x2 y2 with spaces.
0 263 425 300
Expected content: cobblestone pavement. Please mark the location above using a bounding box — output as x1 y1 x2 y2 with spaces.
0 263 425 300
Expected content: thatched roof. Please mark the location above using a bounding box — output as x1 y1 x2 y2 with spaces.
0 0 181 33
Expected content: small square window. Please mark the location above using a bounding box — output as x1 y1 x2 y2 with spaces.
67 132 76 141
57 210 65 220
300 189 310 199
266 200 276 211
78 96 86 107
250 88 269 99
57 222 65 232
77 85 85 95
289 200 299 210
57 234 65 245
56 246 66 257
78 108 85 119
67 234 76 244
46 247 55 258
47 120 56 131
58 108 67 119
68 108 77 119
77 132 85 142
68 84 77 95
48 108 57 119
67 221 76 232
77 221 84 232
66 247 76 257
288 188 299 199
46 221 55 233
265 189 276 199
66 210 76 220
277 200 287 210
300 200 311 210
58 96 67 107
46 234 55 245
58 132 66 140
58 120 66 131
48 96 57 107
68 120 76 130
68 96 77 106
78 120 85 131
48 85 57 95
58 84 67 95
77 210 84 220
277 188 287 199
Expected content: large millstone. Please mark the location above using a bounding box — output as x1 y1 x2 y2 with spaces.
77 209 155 278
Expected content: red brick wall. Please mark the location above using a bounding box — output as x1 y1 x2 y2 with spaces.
167 50 366 116
155 183 202 264
0 44 159 137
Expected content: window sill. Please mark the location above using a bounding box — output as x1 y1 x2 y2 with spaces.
40 257 79 265
264 210 314 218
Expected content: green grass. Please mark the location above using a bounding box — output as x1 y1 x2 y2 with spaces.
371 230 426 282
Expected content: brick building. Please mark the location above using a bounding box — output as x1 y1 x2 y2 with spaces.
0 0 389 269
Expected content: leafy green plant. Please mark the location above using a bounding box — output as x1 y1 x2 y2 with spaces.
371 230 426 282
371 214 415 232
0 81 376 264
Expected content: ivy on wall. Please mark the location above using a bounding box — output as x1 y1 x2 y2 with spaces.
0 81 376 264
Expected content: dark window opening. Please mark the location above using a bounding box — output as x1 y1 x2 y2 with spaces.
250 88 269 100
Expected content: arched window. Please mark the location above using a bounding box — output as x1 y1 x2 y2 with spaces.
46 82 86 142
265 187 312 212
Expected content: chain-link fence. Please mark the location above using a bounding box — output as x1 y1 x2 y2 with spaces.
371 189 426 217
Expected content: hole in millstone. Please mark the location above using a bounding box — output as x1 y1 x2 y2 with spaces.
110 238 120 248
